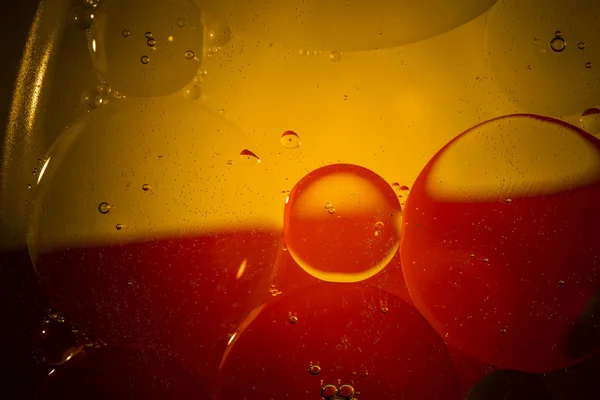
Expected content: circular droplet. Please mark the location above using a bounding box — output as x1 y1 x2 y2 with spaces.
280 131 301 149
177 18 186 27
578 42 586 49
93 94 108 107
342 94 348 100
550 36 566 52
227 160 234 165
145 31 153 38
483 258 489 263
327 207 336 215
97 83 112 96
580 107 600 134
329 51 341 62
115 224 123 231
98 202 111 214
309 364 321 375
142 184 151 191
34 319 84 366
381 306 389 314
69 6 94 30
558 279 565 286
288 315 298 324
147 38 156 47
321 384 338 398
81 91 97 111
206 18 233 47
505 198 512 204
500 328 507 335
141 55 150 64
555 30 562 37
239 149 260 166
183 83 200 101
121 29 130 37
586 62 592 68
338 384 355 398
184 50 195 60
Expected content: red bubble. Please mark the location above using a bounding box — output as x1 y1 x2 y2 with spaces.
216 283 461 399
35 230 280 392
401 114 600 372
284 164 402 283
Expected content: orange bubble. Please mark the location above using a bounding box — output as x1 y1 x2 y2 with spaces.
283 164 401 283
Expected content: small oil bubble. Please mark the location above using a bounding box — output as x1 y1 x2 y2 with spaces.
280 131 301 149
288 314 298 324
98 202 111 214
327 207 336 214
555 30 562 37
145 31 153 38
177 18 186 27
141 55 150 64
184 50 195 60
34 319 84 366
483 258 489 263
324 202 333 209
586 62 592 68
299 48 306 55
81 91 97 111
97 83 112 96
116 223 123 230
338 384 355 398
240 149 260 166
142 184 151 191
321 384 338 398
147 38 156 47
558 279 565 286
578 42 585 49
206 20 233 47
374 221 384 237
69 7 94 30
330 51 341 62
93 94 109 107
500 328 507 334
27 184 32 189
505 198 512 204
381 306 388 314
580 107 600 134
183 83 200 101
122 30 130 37
342 94 348 100
227 160 234 165
309 363 321 375
550 36 566 52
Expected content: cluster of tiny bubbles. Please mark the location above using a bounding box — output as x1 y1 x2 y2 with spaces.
33 312 86 366
299 49 323 56
323 202 336 214
550 31 566 52
240 149 261 166
81 82 115 111
269 284 282 296
329 51 342 62
98 202 111 214
69 5 95 30
280 131 301 149
206 46 221 57
86 0 100 7
580 107 600 134
320 383 357 400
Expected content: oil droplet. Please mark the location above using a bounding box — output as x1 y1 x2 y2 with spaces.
145 31 153 38
555 31 562 37
483 258 489 263
289 314 298 324
299 48 306 55
327 207 336 215
338 384 355 398
500 328 507 334
227 160 234 165
505 198 512 204
97 83 112 96
147 38 156 47
381 306 388 314
362 369 369 377
321 384 338 398
98 202 111 214
239 149 260 166
69 6 94 30
309 363 321 375
81 91 97 111
558 279 565 286
122 29 130 37
374 221 385 236
342 94 348 100
578 42 586 49
27 184 32 189
141 55 150 64
116 223 123 230
580 107 600 134
206 19 233 47
33 317 84 366
177 18 186 27
324 202 333 209
330 51 341 62
142 184 151 191
183 83 200 101
586 62 592 68
550 36 566 52
280 131 301 149
93 94 109 107
400 185 409 191
184 50 195 60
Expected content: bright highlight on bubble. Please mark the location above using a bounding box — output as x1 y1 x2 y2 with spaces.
283 164 402 283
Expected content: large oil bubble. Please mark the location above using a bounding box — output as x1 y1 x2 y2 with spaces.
196 0 498 51
486 0 600 116
89 0 203 97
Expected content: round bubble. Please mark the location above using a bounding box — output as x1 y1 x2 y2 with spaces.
486 0 600 116
89 0 203 97
195 0 498 51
